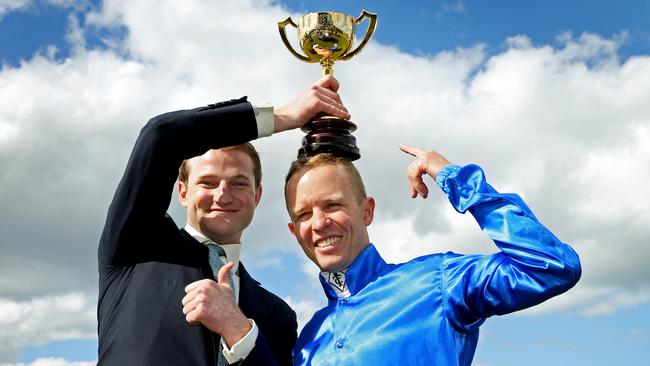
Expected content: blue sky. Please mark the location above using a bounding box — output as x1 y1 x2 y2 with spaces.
3 1 650 66
1 1 649 365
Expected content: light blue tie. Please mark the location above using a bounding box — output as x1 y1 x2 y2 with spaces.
206 243 235 292
205 243 236 366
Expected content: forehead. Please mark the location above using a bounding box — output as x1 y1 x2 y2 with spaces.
187 149 254 179
289 164 355 202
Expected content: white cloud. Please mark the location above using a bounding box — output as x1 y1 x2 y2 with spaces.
513 284 650 317
0 0 91 22
0 0 31 21
580 287 650 316
43 0 89 10
283 296 323 332
1 0 649 359
0 119 19 141
575 125 650 221
64 13 85 51
442 1 466 14
0 294 96 362
1 359 95 366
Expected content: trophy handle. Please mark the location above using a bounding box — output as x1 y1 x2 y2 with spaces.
278 17 314 63
341 10 377 61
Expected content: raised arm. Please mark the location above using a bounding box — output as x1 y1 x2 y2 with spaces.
99 76 350 266
99 99 259 265
400 145 581 332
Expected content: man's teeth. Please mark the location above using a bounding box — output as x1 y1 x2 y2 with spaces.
316 236 342 248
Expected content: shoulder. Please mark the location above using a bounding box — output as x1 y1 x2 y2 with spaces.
254 280 292 309
392 252 446 273
239 263 296 317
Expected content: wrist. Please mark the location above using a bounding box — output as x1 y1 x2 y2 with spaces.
430 161 453 180
220 319 258 363
272 109 288 133
221 312 252 347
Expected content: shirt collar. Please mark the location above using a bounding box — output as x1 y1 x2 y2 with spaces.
184 224 241 274
319 244 386 300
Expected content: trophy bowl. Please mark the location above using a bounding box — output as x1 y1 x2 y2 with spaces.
297 12 355 64
279 11 377 75
278 11 377 161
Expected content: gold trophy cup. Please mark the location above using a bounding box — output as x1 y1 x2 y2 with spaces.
278 11 377 161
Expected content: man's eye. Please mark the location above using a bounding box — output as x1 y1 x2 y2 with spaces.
296 212 311 221
233 181 250 188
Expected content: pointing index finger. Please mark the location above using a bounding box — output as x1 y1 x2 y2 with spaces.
399 144 423 157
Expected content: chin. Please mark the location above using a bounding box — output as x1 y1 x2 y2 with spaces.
318 260 345 273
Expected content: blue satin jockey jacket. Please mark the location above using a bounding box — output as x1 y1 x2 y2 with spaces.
294 164 582 366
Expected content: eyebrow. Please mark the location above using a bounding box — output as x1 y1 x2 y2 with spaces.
290 204 304 217
290 196 345 216
193 174 252 182
229 174 252 181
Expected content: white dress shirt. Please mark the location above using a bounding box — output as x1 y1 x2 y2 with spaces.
184 224 258 363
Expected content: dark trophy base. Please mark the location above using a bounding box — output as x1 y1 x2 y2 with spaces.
298 116 360 161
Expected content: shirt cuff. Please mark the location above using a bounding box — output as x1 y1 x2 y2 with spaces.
221 319 259 364
253 103 274 138
435 164 460 190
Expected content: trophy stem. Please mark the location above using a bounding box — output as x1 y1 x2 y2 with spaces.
320 58 335 76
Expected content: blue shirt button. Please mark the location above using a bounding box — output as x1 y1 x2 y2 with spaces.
340 298 348 304
335 340 344 348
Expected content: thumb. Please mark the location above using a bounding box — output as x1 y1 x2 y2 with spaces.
217 262 235 285
316 75 340 92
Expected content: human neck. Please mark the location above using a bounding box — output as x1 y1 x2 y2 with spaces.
184 223 241 245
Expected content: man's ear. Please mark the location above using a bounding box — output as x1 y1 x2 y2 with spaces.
362 197 375 226
178 181 188 207
288 223 296 237
254 184 263 206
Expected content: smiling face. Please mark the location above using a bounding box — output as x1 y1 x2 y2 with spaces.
178 149 262 244
286 163 374 272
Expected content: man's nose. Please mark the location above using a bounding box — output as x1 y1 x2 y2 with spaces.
213 182 233 204
312 211 331 231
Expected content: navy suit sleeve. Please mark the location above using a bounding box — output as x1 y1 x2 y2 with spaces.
238 265 298 366
98 98 259 266
437 164 582 332
242 310 297 366
243 333 281 366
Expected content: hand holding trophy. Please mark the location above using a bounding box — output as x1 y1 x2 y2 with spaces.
278 11 377 161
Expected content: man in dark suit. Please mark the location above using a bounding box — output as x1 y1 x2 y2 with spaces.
98 76 350 366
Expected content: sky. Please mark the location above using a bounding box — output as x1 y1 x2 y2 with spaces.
0 0 649 365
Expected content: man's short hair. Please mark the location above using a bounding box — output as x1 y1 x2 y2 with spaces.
178 143 262 188
284 153 367 203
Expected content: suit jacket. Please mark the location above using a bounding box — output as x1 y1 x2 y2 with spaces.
97 97 297 366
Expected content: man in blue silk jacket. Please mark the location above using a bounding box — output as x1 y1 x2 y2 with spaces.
283 145 581 366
